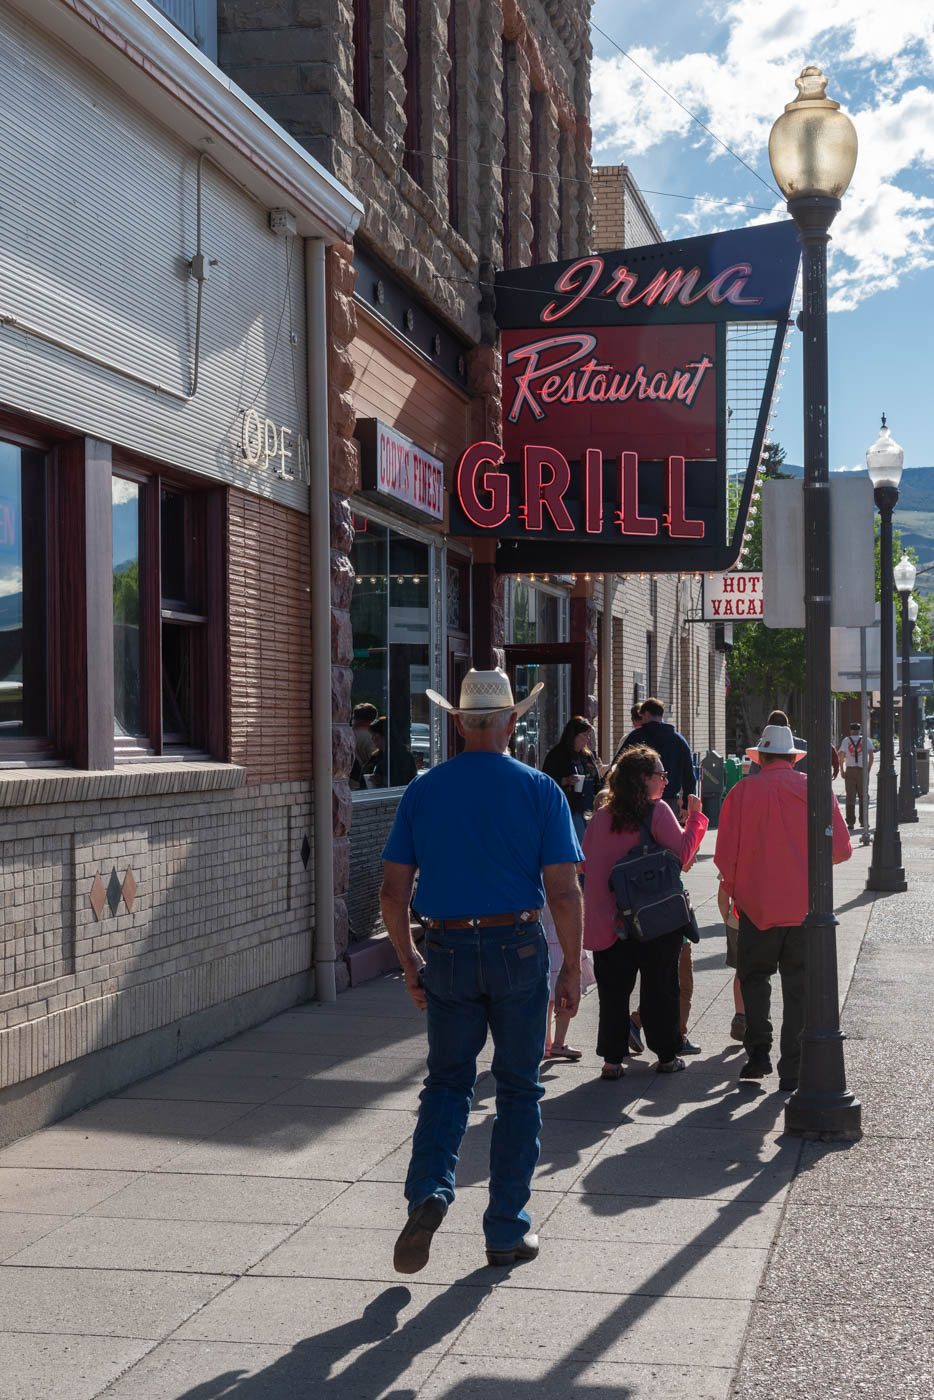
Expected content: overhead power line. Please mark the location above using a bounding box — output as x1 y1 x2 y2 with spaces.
590 21 782 201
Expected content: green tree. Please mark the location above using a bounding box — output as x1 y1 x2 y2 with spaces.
725 443 805 747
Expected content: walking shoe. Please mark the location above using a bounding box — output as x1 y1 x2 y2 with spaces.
680 1036 702 1055
739 1054 773 1079
486 1233 539 1267
393 1195 447 1274
729 1013 746 1043
628 1019 644 1054
655 1056 686 1073
778 1076 798 1092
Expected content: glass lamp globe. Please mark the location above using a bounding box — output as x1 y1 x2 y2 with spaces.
866 417 904 490
894 554 917 596
908 595 919 624
769 66 858 201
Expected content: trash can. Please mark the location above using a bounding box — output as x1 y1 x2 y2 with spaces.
723 756 743 793
701 749 725 826
917 748 930 796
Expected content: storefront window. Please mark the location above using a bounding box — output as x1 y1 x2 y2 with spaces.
350 518 432 789
508 579 563 645
112 477 141 739
112 470 216 755
0 444 47 739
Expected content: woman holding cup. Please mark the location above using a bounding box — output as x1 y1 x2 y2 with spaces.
542 716 602 842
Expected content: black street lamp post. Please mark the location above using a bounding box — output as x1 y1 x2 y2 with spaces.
769 67 861 1138
896 553 919 822
867 422 908 891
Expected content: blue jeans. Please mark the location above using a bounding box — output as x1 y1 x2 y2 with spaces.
405 918 549 1252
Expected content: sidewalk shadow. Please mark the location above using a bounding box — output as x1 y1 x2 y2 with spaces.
170 1277 492 1399
162 1061 810 1400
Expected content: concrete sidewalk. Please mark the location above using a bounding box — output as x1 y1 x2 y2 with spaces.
0 790 928 1399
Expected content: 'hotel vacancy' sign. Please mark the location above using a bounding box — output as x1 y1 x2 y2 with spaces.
703 572 764 619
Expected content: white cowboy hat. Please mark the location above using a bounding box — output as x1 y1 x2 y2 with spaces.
426 667 544 719
745 723 807 762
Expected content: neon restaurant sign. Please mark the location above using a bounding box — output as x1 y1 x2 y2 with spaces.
448 221 800 574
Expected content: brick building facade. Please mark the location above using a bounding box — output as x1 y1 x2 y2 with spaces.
0 0 361 1138
219 0 599 975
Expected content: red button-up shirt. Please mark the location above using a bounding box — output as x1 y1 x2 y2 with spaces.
714 760 851 930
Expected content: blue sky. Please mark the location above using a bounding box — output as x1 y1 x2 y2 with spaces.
590 1 934 471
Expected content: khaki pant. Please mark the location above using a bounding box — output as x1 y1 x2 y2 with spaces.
678 940 693 1036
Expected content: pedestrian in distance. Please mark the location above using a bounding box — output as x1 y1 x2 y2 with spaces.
614 698 702 1054
614 697 696 816
542 715 603 842
379 668 583 1274
714 724 852 1091
581 745 707 1079
839 720 874 830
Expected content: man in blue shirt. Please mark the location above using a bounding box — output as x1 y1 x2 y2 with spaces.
380 669 583 1274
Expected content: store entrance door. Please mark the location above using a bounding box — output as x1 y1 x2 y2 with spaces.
504 642 586 769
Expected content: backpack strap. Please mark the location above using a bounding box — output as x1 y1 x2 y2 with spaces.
639 819 654 849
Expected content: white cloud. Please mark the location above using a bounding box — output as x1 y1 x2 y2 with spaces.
591 2 934 310
112 478 139 507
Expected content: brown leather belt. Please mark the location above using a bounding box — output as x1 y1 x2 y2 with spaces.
421 909 543 931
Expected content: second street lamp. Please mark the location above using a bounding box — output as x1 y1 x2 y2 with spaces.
907 595 925 795
895 553 919 822
768 67 861 1138
867 419 907 891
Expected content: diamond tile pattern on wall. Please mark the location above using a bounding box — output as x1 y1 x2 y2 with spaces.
106 867 123 917
89 873 107 921
122 866 137 914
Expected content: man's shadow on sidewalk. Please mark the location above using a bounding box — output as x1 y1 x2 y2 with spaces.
166 1057 859 1400
170 1277 492 1399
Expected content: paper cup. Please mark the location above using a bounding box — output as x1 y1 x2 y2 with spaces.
571 774 585 792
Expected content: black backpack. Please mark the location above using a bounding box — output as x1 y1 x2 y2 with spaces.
608 822 697 943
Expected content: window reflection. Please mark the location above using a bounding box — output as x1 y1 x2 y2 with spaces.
0 445 47 738
112 477 141 737
349 519 431 789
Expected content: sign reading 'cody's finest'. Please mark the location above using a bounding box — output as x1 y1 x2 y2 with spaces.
449 222 800 573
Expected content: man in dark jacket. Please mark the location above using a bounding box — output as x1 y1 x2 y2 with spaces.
614 697 696 815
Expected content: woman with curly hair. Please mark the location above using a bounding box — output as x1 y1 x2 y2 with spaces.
581 745 707 1078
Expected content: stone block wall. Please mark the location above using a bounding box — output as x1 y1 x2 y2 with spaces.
0 772 314 1098
219 1 594 339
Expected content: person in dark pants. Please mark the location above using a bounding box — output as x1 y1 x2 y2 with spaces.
614 697 701 1055
714 724 852 1091
379 669 583 1275
581 745 707 1078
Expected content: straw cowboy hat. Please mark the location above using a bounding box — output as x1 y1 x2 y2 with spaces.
426 667 543 719
745 724 807 763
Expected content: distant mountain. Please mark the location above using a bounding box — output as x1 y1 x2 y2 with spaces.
776 464 934 595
